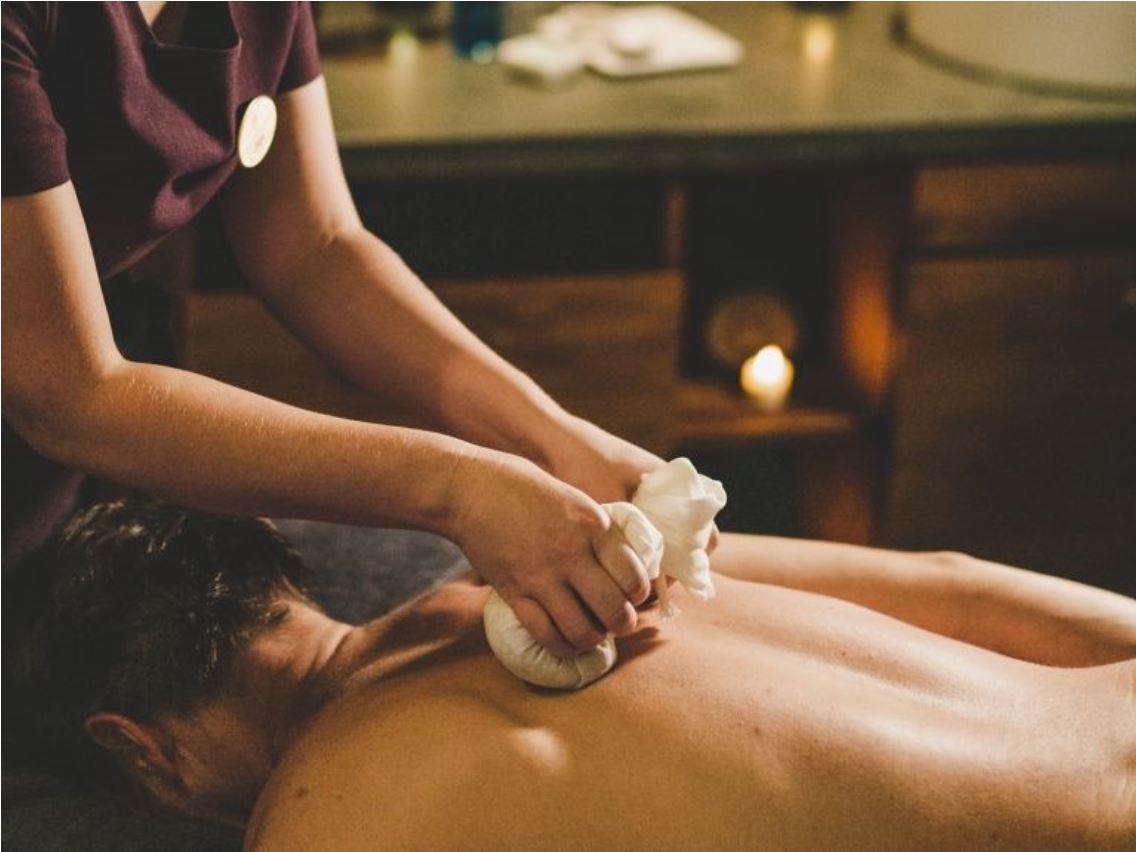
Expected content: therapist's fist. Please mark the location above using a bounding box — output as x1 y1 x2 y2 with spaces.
450 448 651 658
543 413 663 504
543 413 721 554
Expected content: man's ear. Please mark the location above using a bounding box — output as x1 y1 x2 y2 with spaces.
84 712 183 797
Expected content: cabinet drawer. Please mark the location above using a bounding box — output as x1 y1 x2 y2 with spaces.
913 161 1136 251
885 252 1136 590
432 272 682 453
184 270 682 454
183 292 390 424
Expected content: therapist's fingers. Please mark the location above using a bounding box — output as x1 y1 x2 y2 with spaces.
707 523 721 555
509 596 575 658
591 531 652 606
543 584 608 652
569 560 638 637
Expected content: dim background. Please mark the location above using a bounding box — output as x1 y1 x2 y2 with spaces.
169 2 1136 594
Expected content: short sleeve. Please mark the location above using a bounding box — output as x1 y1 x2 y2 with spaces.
2 2 69 197
277 1 320 94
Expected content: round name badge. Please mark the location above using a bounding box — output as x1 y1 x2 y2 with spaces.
237 95 277 168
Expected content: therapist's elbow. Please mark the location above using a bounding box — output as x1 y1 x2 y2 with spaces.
3 355 130 468
243 219 367 303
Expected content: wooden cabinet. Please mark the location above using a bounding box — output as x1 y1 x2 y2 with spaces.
885 160 1136 592
912 161 1136 252
181 157 1134 580
184 270 682 455
433 273 682 454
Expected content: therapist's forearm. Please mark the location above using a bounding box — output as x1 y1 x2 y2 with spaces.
252 227 570 468
25 358 477 533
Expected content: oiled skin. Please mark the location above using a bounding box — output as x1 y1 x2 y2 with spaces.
246 566 1135 851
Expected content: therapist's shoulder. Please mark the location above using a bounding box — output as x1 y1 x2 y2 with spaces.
2 2 56 61
230 0 319 96
230 0 313 49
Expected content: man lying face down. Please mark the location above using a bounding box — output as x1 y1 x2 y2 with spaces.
6 499 1136 850
3 501 320 826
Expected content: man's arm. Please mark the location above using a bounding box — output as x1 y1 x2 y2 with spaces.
711 533 1136 667
216 78 661 505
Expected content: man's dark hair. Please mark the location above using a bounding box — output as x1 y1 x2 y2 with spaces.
2 498 310 789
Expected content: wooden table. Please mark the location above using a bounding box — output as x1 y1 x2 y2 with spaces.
320 2 1136 180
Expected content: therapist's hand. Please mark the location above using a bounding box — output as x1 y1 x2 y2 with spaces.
542 414 721 553
543 413 664 503
450 448 652 657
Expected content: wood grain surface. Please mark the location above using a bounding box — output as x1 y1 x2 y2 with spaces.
183 271 682 455
885 251 1136 592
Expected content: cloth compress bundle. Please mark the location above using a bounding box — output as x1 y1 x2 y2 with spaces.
484 458 727 689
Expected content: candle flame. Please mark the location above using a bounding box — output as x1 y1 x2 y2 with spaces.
389 29 420 65
739 345 795 412
803 18 836 64
749 345 789 384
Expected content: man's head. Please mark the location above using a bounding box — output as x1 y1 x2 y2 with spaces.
3 498 315 823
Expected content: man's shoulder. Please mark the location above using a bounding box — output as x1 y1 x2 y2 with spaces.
245 685 530 851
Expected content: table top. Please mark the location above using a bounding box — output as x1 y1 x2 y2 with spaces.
320 2 1136 181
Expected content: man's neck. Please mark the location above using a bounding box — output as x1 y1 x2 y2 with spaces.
161 602 365 824
232 595 453 762
183 583 489 822
230 602 360 763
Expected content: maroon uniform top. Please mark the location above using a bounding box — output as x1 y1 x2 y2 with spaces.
2 2 321 564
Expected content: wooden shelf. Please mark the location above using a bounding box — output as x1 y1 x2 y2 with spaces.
674 379 861 447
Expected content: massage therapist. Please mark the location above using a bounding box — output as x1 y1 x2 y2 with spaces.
2 2 667 658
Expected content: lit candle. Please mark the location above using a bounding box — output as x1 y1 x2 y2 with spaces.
739 345 795 412
803 17 836 65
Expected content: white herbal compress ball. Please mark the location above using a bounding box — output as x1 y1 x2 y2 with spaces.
484 590 618 689
633 457 727 602
483 458 726 690
483 501 662 689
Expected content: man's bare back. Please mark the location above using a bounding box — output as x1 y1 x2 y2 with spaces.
246 537 1136 851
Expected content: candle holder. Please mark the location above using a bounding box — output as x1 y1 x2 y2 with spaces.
705 291 799 372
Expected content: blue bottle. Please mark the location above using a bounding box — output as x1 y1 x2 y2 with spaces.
452 1 502 62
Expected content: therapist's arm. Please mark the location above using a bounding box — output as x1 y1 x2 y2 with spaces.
216 78 660 506
2 183 649 658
